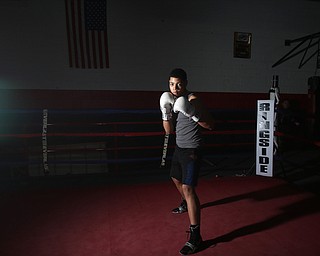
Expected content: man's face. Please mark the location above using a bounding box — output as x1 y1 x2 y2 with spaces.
169 77 187 97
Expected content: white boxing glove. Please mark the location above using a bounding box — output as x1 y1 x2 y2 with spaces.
160 92 175 120
173 96 200 122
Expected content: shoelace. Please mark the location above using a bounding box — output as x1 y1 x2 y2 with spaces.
185 226 201 243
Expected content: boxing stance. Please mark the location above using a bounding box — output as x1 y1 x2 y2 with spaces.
160 68 214 255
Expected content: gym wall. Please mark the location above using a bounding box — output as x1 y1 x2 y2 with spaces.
0 0 319 94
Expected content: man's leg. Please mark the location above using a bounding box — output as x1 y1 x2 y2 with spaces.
179 184 202 255
171 177 188 213
182 184 200 225
172 177 184 199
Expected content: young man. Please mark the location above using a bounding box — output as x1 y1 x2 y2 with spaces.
159 68 214 255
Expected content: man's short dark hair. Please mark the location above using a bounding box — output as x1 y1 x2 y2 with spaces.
169 68 187 81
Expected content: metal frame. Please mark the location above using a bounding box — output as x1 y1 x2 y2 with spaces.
272 32 320 69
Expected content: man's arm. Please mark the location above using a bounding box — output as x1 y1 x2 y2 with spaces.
160 92 175 134
189 95 214 130
163 120 174 134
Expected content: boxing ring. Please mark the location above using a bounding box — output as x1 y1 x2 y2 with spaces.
2 106 320 256
0 108 259 178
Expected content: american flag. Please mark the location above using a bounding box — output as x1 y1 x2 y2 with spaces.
65 0 109 68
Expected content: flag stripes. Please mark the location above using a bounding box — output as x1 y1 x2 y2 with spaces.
65 0 109 69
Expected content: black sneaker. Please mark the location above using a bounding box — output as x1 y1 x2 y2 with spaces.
179 225 202 255
179 239 202 255
172 200 188 214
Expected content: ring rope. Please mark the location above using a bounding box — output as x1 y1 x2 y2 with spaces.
0 130 256 138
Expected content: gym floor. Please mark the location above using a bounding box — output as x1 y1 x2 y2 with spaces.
1 144 320 255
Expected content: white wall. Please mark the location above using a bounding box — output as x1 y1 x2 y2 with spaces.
0 0 319 93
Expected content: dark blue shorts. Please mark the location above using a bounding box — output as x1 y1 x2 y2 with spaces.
170 146 202 186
